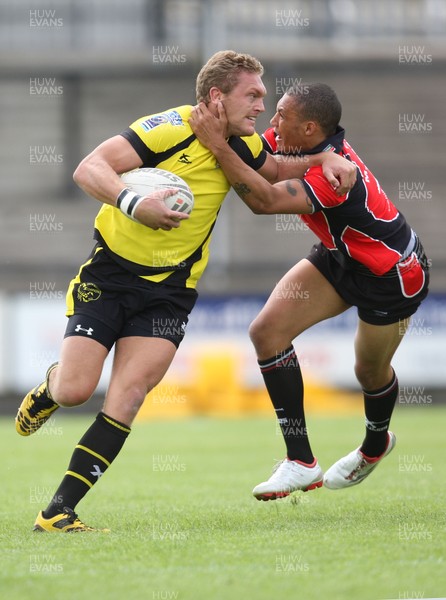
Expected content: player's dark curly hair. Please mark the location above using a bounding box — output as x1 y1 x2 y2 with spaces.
287 82 342 136
196 50 264 103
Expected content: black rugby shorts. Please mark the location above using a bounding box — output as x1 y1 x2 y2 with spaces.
64 245 198 350
306 241 429 325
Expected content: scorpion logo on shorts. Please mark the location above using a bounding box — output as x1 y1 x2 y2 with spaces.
77 282 101 302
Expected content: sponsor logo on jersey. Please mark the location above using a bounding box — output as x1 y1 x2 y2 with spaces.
141 110 183 131
178 153 192 164
77 282 101 302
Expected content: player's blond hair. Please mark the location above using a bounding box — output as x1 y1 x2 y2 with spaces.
196 50 264 103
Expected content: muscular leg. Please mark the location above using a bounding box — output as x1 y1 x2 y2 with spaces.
15 334 110 437
250 259 350 463
43 336 177 518
250 259 350 358
354 317 410 456
354 318 409 390
48 336 109 407
323 318 409 488
103 336 177 426
49 329 176 414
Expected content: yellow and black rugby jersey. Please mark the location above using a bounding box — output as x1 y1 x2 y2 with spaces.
94 105 266 289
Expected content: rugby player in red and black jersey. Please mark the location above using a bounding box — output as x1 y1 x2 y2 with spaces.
190 82 429 498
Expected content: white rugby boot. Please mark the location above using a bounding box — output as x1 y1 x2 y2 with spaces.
324 432 396 490
253 458 323 501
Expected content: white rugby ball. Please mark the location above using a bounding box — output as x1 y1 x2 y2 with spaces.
120 167 194 214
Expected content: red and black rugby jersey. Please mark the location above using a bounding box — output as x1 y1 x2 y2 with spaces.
262 127 412 276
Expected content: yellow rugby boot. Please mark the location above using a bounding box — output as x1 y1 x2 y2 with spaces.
15 362 59 436
33 507 110 533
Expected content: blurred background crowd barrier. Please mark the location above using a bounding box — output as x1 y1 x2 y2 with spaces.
1 0 445 414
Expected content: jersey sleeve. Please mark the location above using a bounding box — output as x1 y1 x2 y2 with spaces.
121 127 154 165
302 165 348 212
228 133 267 171
120 106 194 167
261 127 277 154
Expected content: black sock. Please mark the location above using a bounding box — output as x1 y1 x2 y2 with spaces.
43 412 131 518
360 370 398 458
258 346 314 464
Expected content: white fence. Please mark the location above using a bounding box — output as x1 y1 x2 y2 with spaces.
1 293 445 396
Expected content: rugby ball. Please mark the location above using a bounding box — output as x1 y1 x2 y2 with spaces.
120 167 194 214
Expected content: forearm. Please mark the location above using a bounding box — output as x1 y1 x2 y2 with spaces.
72 135 186 231
73 134 145 206
275 152 331 181
212 143 275 212
73 154 125 206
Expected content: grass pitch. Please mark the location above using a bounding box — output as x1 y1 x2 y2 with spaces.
0 407 445 600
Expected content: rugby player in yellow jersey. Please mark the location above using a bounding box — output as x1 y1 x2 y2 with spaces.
15 50 356 532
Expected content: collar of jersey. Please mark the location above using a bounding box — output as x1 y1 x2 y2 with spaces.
274 125 345 157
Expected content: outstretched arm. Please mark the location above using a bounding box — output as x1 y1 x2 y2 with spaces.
189 103 314 214
273 152 355 195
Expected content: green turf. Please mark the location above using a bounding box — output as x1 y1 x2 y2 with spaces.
0 407 445 600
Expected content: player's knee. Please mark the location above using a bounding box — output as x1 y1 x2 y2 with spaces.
249 315 269 350
128 384 150 406
116 383 151 421
354 361 388 391
249 315 292 358
51 379 95 408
